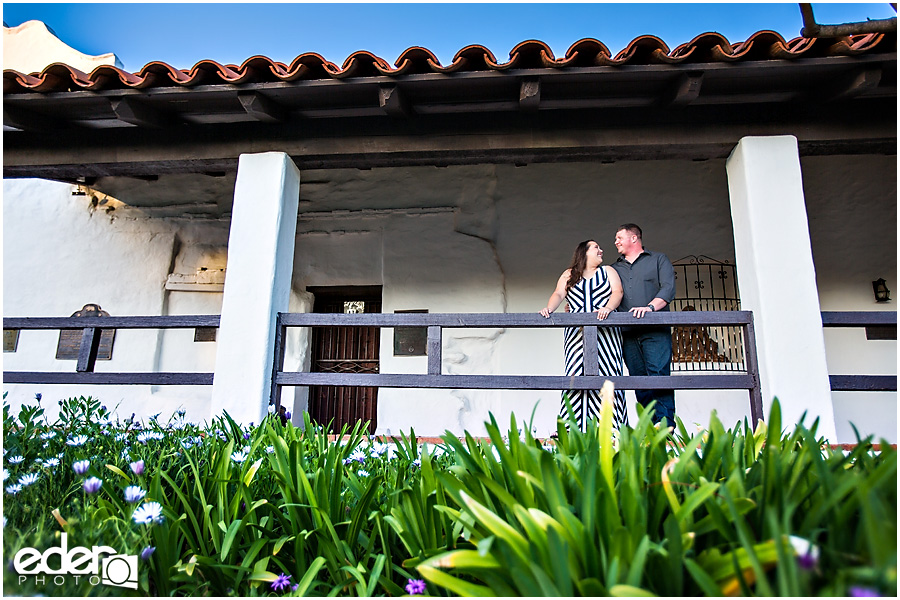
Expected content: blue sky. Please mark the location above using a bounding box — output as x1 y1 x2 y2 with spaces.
2 3 896 71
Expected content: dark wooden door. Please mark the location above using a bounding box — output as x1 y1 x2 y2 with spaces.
308 286 381 433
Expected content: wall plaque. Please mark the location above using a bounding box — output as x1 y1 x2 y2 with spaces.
194 327 218 342
393 309 428 356
866 325 897 341
4 329 19 353
56 304 115 360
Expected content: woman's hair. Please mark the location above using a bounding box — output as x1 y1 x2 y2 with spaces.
565 240 595 292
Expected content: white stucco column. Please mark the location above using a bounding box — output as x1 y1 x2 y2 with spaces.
726 136 837 441
211 152 301 425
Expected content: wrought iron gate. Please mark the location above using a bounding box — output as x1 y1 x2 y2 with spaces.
671 255 745 372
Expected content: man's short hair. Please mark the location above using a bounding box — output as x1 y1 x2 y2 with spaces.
617 223 642 240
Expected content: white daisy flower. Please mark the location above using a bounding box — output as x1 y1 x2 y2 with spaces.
7 455 25 465
369 442 389 457
40 431 57 440
132 501 164 525
344 450 367 465
357 469 370 477
18 473 39 486
6 484 22 495
66 435 88 447
123 485 147 503
231 449 249 463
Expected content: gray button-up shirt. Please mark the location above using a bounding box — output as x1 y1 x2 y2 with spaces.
611 250 676 311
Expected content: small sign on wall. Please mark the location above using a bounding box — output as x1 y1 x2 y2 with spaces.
393 310 427 356
4 329 19 353
194 327 218 342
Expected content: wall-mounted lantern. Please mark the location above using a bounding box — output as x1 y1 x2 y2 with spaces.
872 278 891 303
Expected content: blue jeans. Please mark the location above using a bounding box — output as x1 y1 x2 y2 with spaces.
622 328 675 425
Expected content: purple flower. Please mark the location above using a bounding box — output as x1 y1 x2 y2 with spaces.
129 460 145 476
849 586 880 597
82 477 102 494
243 432 251 440
405 579 426 595
797 552 817 570
73 460 90 475
34 393 42 402
270 573 292 592
140 546 155 561
788 535 819 571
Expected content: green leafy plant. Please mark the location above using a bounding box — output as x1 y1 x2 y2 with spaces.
3 390 895 596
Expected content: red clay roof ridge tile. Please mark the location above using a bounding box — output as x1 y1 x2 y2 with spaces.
3 32 895 94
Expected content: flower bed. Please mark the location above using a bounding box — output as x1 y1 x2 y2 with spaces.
2 387 896 596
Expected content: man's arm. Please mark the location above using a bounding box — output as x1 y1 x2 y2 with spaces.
652 253 676 309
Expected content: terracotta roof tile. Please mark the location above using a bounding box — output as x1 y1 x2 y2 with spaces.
3 31 895 94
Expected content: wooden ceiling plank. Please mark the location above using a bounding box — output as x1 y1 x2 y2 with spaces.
4 104 69 132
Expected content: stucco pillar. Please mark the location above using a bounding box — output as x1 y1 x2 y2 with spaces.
726 136 837 441
211 152 301 425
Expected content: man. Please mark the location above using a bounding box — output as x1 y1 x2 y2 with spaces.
611 224 677 425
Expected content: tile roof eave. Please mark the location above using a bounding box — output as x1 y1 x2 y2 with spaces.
2 31 895 95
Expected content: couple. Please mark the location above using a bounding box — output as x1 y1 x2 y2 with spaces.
539 224 676 431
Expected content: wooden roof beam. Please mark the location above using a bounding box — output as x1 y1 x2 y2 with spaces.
238 91 289 122
821 66 883 101
379 84 412 117
660 73 704 107
110 97 174 128
519 78 541 112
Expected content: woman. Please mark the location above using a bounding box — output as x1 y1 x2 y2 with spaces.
540 240 628 430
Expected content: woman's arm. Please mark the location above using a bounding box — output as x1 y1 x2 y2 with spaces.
597 266 624 320
540 271 570 317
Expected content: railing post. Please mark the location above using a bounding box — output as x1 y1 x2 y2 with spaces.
743 316 764 424
75 327 101 373
582 326 599 376
269 313 287 412
427 326 442 375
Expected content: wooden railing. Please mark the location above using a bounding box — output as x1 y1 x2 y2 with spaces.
2 315 219 385
5 311 894 427
821 311 897 392
271 311 765 423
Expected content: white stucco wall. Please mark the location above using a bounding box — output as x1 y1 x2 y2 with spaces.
4 156 894 441
802 155 897 443
2 179 231 424
3 20 123 73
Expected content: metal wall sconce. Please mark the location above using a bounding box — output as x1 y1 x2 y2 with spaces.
872 278 891 303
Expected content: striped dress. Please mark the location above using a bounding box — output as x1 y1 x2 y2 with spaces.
562 267 628 430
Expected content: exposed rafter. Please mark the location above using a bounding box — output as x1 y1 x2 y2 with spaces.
238 91 289 122
110 97 174 128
